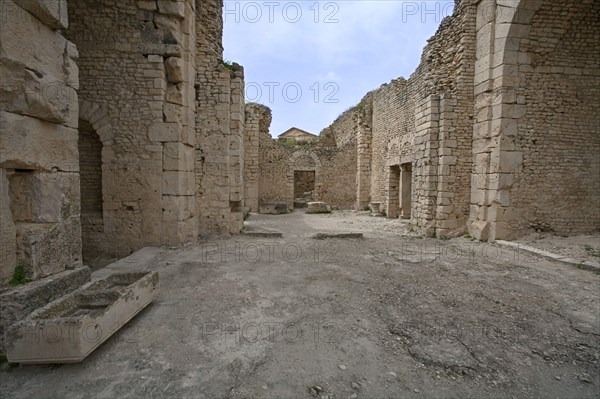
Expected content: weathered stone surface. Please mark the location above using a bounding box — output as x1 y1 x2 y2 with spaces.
165 57 184 83
0 266 90 353
306 202 332 214
259 203 288 215
13 0 69 29
0 112 79 172
6 270 159 363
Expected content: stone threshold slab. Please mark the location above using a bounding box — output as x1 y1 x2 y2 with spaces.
496 240 600 272
6 271 159 364
311 232 364 240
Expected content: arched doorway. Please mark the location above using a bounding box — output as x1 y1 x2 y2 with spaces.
78 118 103 263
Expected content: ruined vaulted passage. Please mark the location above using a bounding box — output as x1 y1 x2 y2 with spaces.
78 119 103 217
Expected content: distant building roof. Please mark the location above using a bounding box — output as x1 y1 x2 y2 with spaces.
278 127 317 139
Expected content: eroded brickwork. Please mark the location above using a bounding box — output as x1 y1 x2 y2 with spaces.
251 105 357 211
1 0 598 286
195 0 245 235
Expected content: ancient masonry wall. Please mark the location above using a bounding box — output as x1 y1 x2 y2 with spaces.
196 0 245 235
317 144 357 210
511 0 600 236
319 107 356 148
244 103 270 211
468 0 600 240
355 94 374 210
66 0 198 262
338 0 476 237
1 0 82 280
253 106 357 210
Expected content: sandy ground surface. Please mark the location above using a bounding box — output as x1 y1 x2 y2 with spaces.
1 210 599 399
516 232 600 263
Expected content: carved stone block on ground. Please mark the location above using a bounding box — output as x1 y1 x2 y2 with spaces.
259 203 288 215
306 202 332 214
6 270 159 363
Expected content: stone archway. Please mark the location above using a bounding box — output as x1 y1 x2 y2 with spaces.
77 100 113 263
469 0 542 241
469 0 599 240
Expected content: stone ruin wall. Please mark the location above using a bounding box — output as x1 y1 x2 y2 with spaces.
339 0 476 237
510 0 600 236
469 0 600 240
243 103 270 211
1 0 82 281
248 103 357 211
66 0 198 264
0 0 247 283
195 0 246 235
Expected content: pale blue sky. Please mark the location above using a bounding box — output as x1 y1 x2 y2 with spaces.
223 1 454 136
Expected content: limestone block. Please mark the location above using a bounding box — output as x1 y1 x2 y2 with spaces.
148 122 182 142
9 171 65 223
138 43 182 57
165 57 184 83
0 66 77 126
493 222 520 241
306 202 332 214
259 203 288 215
13 0 68 29
155 14 181 37
0 169 17 283
162 195 194 222
470 219 490 241
162 171 194 195
11 173 82 278
137 1 157 11
0 2 67 80
158 0 185 18
163 143 194 171
163 103 183 124
6 271 159 363
0 266 90 353
166 84 183 105
0 111 79 172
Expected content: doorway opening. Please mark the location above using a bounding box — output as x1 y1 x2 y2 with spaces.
78 118 103 263
387 165 400 218
293 170 315 208
400 163 412 219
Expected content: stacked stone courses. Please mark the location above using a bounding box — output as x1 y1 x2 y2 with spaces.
0 0 598 285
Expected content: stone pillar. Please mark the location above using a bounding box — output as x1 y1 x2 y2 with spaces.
434 95 461 236
468 0 529 241
412 94 440 236
355 101 373 210
400 164 412 219
386 166 400 218
243 104 263 211
228 68 245 234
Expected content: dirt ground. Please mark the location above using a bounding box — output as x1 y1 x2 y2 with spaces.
1 210 599 399
516 233 600 264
